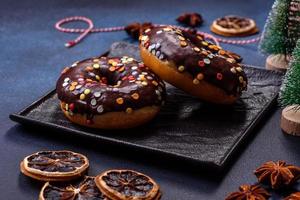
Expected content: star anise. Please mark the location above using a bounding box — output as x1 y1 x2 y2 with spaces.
254 161 300 189
284 192 300 200
125 22 153 39
176 12 203 27
225 184 270 200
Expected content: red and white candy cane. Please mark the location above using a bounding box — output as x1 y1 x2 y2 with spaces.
55 16 261 48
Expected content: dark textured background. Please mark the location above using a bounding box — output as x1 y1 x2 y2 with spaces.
1 0 300 199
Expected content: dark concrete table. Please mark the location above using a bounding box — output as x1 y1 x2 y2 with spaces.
1 0 299 199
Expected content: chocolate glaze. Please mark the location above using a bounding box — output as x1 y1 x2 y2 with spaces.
56 56 166 120
139 26 247 95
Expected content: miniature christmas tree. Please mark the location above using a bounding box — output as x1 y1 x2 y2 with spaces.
287 0 300 53
279 39 300 136
280 39 300 106
259 0 300 70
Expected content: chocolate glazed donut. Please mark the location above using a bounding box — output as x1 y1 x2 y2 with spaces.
56 56 166 129
139 26 247 104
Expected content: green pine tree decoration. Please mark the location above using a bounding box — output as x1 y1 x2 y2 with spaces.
259 0 290 55
287 0 300 54
259 0 300 55
279 39 300 136
280 39 300 107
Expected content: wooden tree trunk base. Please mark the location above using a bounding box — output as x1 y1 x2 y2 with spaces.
281 105 300 136
266 54 289 71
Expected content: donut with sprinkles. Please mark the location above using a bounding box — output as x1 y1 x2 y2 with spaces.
56 56 166 129
139 26 247 104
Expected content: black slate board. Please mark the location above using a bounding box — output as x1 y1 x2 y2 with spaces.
10 42 284 171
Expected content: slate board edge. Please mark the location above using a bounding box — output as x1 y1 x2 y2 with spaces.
8 90 219 170
9 80 279 172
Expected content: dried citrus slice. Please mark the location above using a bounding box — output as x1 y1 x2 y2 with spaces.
20 150 89 181
39 176 108 200
95 169 161 200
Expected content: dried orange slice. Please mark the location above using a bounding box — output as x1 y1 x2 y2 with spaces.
95 169 161 200
39 176 108 200
20 150 89 181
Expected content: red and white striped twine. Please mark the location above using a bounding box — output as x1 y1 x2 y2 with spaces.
55 16 261 48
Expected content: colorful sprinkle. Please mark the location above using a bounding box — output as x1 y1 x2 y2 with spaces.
180 41 187 47
155 51 161 57
69 103 75 111
84 89 91 95
178 36 185 41
214 46 220 51
62 82 68 87
76 85 82 89
193 47 200 52
69 85 75 91
71 82 78 86
118 66 125 72
93 64 100 69
239 76 244 83
139 75 146 81
71 62 78 67
163 27 172 31
178 65 185 72
208 54 214 59
219 50 226 55
227 58 235 63
61 67 69 74
151 49 156 55
202 41 208 46
197 35 203 40
109 66 116 72
216 73 223 80
196 73 204 80
146 76 153 80
152 80 158 86
116 97 124 104
198 60 205 67
176 30 182 34
155 43 161 49
230 68 237 73
131 93 139 100
204 58 211 65
208 45 215 49
236 67 243 72
97 105 104 113
126 107 133 114
202 51 208 56
80 93 86 100
91 98 97 106
148 44 155 51
193 79 200 85
140 35 148 41
158 54 164 60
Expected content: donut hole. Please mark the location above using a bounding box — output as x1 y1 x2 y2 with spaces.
86 69 122 87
